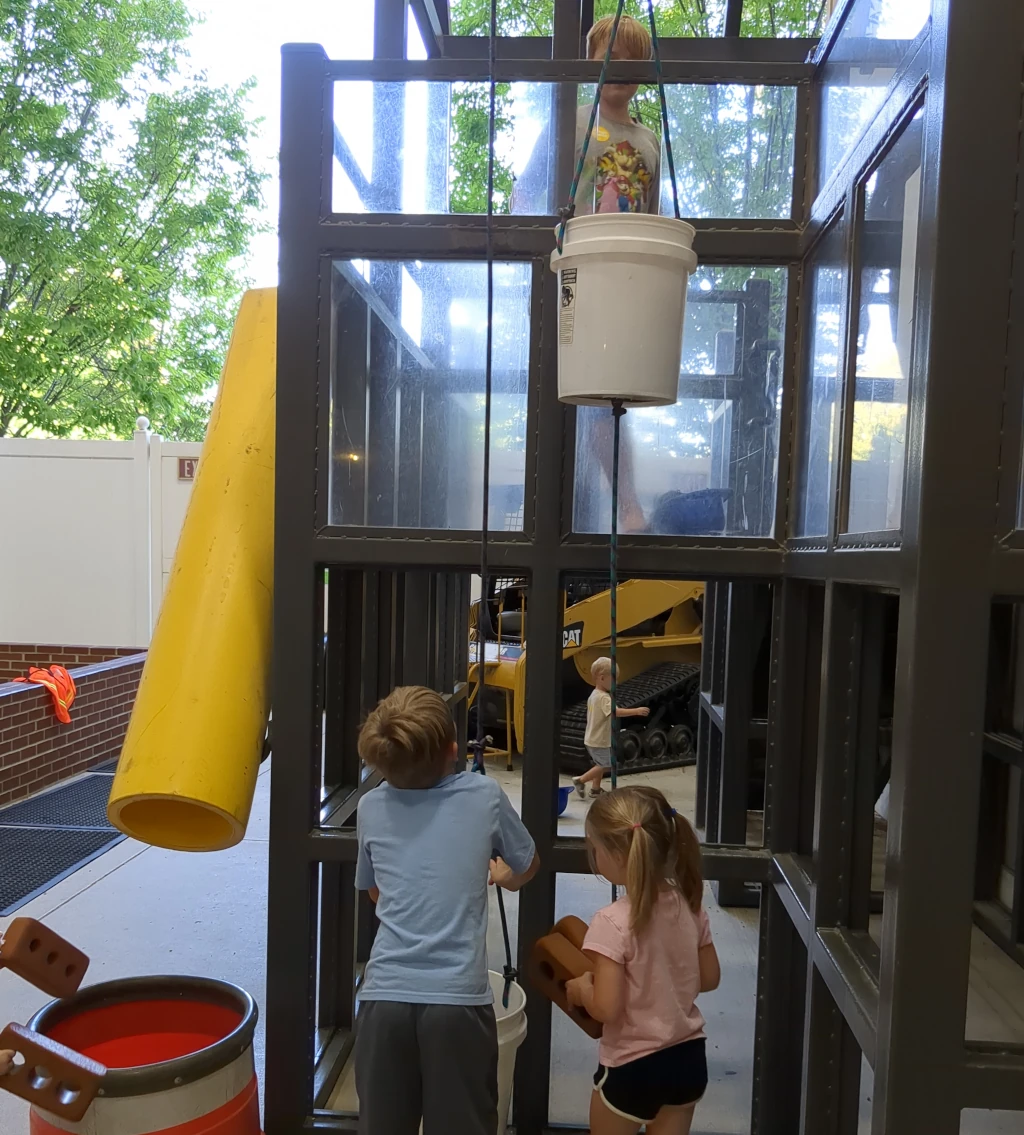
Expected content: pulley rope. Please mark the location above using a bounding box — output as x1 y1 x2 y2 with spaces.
474 0 515 1011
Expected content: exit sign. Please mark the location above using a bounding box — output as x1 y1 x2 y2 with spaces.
178 458 199 481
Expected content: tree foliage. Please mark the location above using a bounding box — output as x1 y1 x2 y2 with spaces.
449 0 831 39
0 0 265 440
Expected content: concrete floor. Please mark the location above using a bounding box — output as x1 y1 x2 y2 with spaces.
2 757 1024 1132
0 763 270 1133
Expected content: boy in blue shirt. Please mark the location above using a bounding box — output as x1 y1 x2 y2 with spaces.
355 685 539 1135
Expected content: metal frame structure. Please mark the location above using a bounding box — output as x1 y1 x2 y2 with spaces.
267 1 1024 1131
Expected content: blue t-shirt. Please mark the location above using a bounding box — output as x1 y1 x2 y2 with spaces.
356 772 535 1005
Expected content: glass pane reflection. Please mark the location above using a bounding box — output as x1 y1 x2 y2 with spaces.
572 267 787 538
794 220 848 539
818 0 931 191
329 260 531 531
845 110 924 535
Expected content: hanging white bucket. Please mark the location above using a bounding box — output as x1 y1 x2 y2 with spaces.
551 214 698 407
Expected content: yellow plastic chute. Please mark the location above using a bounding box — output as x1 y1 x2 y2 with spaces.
107 288 276 852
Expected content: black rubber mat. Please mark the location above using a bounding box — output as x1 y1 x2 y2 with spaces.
0 828 124 915
0 774 115 830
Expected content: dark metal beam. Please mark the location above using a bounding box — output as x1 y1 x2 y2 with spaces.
265 42 332 1135
813 929 879 1066
325 56 815 84
437 33 818 64
959 1044 1024 1112
316 216 803 263
870 2 1023 1130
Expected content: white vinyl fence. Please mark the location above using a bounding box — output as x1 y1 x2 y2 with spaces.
0 421 199 648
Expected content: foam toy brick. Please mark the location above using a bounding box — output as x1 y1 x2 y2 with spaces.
0 1023 105 1122
528 915 603 1039
0 918 90 999
1 920 104 1121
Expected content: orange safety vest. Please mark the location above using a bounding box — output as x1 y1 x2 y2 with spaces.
14 665 77 725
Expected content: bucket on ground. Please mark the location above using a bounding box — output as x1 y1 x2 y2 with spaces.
26 976 261 1135
490 970 527 1134
551 214 698 407
403 970 525 1135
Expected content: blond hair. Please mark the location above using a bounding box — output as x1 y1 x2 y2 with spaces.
591 656 615 680
586 14 652 62
586 785 703 934
357 686 455 790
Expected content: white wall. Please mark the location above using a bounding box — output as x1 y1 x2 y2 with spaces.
0 426 199 648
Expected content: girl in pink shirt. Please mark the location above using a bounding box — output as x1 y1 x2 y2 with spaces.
566 786 720 1134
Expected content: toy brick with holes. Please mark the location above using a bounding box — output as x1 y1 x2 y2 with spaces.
0 919 103 1119
528 915 603 1039
0 1023 105 1122
0 918 89 998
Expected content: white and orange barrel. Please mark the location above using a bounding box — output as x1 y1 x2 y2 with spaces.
26 976 261 1135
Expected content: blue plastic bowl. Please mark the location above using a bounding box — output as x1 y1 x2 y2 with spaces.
556 785 573 816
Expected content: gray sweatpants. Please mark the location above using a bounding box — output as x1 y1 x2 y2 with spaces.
355 999 499 1135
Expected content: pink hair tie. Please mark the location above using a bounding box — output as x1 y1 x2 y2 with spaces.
631 823 642 830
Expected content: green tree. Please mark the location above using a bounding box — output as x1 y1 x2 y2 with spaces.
0 0 266 440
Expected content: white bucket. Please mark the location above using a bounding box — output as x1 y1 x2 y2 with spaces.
411 972 526 1135
551 213 698 407
491 970 528 1134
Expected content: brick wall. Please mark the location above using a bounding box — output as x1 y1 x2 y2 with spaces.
0 644 142 683
0 654 146 807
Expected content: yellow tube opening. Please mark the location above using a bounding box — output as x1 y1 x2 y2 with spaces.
111 796 240 853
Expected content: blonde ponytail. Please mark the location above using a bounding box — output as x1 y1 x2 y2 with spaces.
625 822 659 934
586 785 702 934
672 811 703 913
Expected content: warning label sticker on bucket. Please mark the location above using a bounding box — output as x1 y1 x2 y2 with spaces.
560 268 576 344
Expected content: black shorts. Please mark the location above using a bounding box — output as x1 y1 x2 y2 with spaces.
594 1037 707 1123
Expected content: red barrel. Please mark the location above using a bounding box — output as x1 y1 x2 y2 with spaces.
26 976 261 1135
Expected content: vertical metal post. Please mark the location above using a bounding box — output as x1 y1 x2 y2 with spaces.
871 2 1022 1130
799 583 862 1135
514 264 563 1134
266 43 330 1134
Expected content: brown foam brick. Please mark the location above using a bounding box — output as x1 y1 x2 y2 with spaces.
0 918 90 999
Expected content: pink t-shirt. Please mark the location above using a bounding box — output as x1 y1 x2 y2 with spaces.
583 888 713 1067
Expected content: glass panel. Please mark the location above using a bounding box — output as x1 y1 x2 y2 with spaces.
793 219 847 539
561 83 796 220
333 81 553 215
594 0 728 36
961 1112 1024 1135
742 0 830 37
818 0 931 190
572 266 787 538
659 85 796 219
335 81 798 219
407 9 428 59
845 112 923 535
449 0 553 35
329 260 531 530
549 874 759 1128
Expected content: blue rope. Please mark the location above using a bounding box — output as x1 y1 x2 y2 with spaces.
646 0 681 219
609 401 625 904
475 0 514 1012
609 401 624 794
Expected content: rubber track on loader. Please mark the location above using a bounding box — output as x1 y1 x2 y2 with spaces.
558 662 701 776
